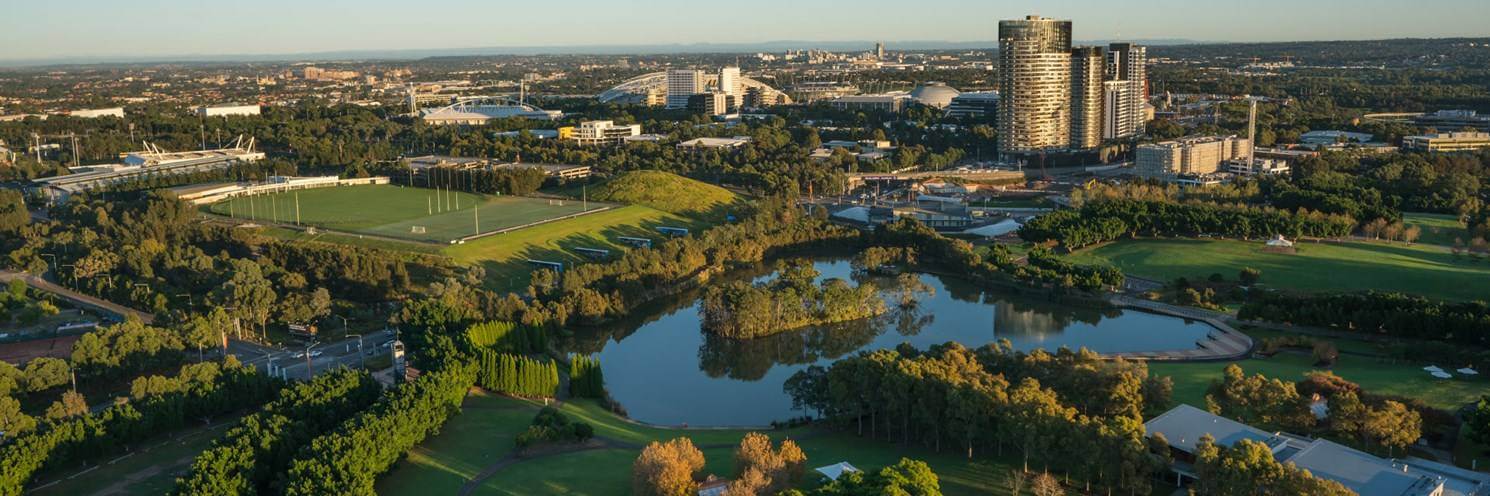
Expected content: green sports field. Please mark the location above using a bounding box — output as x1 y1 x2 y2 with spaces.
1067 237 1490 301
206 185 603 244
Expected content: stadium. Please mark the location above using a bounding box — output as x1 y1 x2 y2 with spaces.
596 72 791 105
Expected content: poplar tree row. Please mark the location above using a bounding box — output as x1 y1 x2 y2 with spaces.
475 351 559 398
568 354 605 399
465 321 546 354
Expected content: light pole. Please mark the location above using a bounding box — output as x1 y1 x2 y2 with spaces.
304 341 320 379
346 334 364 368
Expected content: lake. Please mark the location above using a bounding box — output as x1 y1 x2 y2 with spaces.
568 259 1214 427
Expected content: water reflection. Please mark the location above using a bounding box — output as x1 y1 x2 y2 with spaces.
569 259 1213 426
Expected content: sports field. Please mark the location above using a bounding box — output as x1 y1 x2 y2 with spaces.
1067 238 1490 301
206 185 603 244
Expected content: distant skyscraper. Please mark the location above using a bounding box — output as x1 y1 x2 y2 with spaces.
1103 43 1147 140
666 69 705 109
1069 46 1105 150
997 15 1073 156
875 42 886 59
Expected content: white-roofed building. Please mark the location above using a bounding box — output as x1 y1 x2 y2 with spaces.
1143 404 1477 496
197 104 262 118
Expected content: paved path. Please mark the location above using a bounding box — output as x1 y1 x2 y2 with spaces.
1104 295 1254 362
0 271 154 324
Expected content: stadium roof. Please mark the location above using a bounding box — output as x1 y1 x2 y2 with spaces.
597 72 790 105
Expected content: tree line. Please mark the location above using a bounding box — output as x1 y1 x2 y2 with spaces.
0 358 278 495
281 364 476 496
474 351 559 399
1019 198 1357 251
568 354 605 399
1238 291 1490 348
171 369 382 495
465 320 547 355
785 342 1170 495
1207 364 1423 456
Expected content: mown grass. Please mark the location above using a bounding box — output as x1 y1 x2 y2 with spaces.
1404 211 1468 247
1067 238 1490 301
1150 351 1488 412
588 170 740 217
443 205 708 288
207 184 598 243
383 394 1168 496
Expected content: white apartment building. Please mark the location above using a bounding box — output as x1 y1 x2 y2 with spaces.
569 120 642 146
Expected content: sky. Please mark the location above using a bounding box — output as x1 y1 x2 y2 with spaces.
3 0 1488 62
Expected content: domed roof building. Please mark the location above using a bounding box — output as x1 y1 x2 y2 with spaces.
909 82 961 109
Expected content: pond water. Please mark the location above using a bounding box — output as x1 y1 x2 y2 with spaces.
568 259 1214 427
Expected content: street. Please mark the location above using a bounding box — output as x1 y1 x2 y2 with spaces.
229 328 397 381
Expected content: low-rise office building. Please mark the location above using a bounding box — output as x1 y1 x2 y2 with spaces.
1402 131 1490 153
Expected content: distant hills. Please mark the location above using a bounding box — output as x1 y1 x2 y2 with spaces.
0 39 1200 68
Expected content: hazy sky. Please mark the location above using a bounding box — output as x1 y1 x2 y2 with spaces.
4 0 1488 61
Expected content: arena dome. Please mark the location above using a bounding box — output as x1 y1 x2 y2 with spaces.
909 82 961 109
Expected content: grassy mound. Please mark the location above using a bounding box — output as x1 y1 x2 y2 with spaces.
589 171 738 216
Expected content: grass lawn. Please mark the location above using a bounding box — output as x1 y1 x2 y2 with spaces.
382 393 1068 496
1405 212 1467 247
30 417 239 496
1067 238 1490 301
375 391 537 495
444 205 704 288
1149 351 1488 412
207 184 603 244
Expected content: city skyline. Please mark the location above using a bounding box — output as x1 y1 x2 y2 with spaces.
4 0 1489 63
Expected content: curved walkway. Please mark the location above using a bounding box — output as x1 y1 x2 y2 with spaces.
1104 295 1254 362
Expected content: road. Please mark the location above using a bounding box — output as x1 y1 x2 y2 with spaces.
232 328 397 381
0 270 155 324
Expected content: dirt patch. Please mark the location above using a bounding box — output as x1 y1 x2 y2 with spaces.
0 335 79 364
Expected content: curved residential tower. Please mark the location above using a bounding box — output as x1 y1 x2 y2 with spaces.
997 16 1073 156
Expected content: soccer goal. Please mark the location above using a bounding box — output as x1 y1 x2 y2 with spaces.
548 199 564 206
410 226 427 234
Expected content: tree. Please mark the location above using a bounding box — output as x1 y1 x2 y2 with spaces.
1326 391 1369 442
633 437 706 496
0 395 37 437
1311 341 1339 366
1363 400 1421 456
1030 472 1064 496
22 357 69 392
783 366 829 418
1238 267 1262 286
0 189 28 233
44 390 88 420
1468 396 1490 450
732 433 807 493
